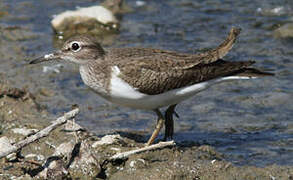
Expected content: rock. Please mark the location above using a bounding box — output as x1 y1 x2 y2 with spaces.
69 140 101 178
13 174 33 180
0 136 12 150
274 23 293 39
25 153 45 161
11 127 38 136
63 119 85 132
92 134 124 147
128 158 146 170
53 140 76 157
51 5 119 36
37 141 75 179
40 140 101 178
38 158 69 179
0 136 17 161
101 0 131 14
256 6 286 16
6 153 18 162
0 83 27 99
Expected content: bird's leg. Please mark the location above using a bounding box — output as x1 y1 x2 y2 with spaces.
164 104 178 141
146 109 164 146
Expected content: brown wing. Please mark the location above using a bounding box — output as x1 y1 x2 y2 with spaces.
108 27 262 95
108 27 242 71
117 59 257 95
107 27 271 95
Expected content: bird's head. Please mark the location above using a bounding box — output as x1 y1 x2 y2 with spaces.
29 36 105 65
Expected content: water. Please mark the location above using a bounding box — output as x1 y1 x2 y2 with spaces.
0 0 292 167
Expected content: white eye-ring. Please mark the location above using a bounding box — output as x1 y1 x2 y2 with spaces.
70 41 81 52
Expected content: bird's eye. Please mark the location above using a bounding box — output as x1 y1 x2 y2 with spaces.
71 42 81 52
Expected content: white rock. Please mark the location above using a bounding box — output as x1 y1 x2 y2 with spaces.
12 127 38 136
53 141 76 157
25 154 45 161
129 160 136 168
51 5 118 29
256 6 286 16
0 137 16 160
63 119 85 132
110 147 121 151
25 153 38 158
37 154 45 161
0 136 13 153
129 158 145 169
38 159 68 179
6 153 17 161
92 134 123 147
274 23 293 39
137 158 145 164
69 141 98 169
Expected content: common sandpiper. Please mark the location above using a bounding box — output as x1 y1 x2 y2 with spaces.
30 27 273 146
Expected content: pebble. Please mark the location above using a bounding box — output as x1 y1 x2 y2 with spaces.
25 154 45 161
110 147 121 151
92 134 123 147
11 127 38 136
129 160 136 168
63 119 85 132
256 6 286 16
274 23 293 39
53 141 76 157
0 137 17 161
0 136 14 153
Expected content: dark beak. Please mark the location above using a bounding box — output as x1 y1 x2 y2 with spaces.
29 51 62 64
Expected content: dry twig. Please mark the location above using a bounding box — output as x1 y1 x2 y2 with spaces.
0 108 79 159
109 140 176 161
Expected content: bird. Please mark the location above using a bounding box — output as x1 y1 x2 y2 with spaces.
29 27 273 146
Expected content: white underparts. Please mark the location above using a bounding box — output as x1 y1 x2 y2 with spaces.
108 66 255 110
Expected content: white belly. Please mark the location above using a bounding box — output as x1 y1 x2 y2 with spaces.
107 66 253 110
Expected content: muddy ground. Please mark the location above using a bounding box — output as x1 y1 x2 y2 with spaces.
0 80 292 180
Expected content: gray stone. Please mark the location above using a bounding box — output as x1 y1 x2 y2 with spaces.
274 23 293 38
0 136 17 161
92 134 124 147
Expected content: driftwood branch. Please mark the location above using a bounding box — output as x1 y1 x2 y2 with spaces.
0 108 80 159
109 140 176 161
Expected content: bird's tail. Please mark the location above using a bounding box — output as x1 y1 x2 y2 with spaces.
196 27 242 65
233 68 274 77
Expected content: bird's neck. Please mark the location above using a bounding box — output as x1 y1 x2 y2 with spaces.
79 62 111 98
